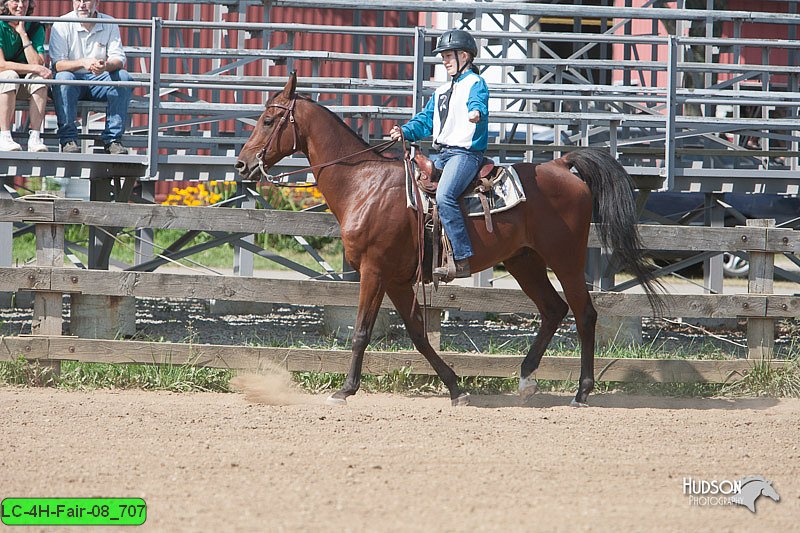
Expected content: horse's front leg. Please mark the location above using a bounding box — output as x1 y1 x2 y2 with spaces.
327 271 386 405
386 284 469 406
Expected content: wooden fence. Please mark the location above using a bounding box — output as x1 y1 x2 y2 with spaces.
0 198 797 384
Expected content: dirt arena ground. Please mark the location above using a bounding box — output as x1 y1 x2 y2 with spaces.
2 384 797 532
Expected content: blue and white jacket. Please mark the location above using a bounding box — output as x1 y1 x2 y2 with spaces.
401 70 489 152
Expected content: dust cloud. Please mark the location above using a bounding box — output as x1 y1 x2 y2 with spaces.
230 370 312 405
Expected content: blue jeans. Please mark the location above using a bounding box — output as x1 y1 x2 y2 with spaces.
431 147 483 261
52 70 133 145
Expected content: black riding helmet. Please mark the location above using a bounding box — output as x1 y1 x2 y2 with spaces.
432 29 478 57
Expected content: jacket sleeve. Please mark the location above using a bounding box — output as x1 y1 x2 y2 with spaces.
467 77 489 120
401 97 435 142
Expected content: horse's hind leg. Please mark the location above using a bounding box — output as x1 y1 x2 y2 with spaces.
551 268 597 407
328 272 386 405
504 251 569 400
385 283 468 406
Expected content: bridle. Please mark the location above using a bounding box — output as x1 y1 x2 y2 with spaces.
255 97 300 183
254 95 397 187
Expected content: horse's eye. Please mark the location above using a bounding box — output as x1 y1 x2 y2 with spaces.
263 117 274 127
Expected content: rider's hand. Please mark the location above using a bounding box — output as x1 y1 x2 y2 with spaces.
468 110 481 123
390 125 403 141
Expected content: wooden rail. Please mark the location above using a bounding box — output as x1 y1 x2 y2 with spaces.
0 198 797 382
0 267 797 319
0 336 785 384
5 198 798 250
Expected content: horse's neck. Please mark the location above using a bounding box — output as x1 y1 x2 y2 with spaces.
308 136 367 173
304 110 395 214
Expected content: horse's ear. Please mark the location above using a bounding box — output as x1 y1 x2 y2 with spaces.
281 71 297 99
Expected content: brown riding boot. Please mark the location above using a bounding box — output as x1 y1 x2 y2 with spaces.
433 258 471 279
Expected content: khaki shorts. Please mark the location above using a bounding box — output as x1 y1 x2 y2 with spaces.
0 70 46 97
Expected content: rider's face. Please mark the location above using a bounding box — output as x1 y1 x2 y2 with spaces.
441 50 468 77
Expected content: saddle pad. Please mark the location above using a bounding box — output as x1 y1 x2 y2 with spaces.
463 165 525 217
406 164 526 217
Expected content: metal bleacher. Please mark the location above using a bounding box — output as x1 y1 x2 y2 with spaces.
0 0 798 288
1 1 800 188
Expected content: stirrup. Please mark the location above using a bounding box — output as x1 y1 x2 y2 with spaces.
434 257 471 279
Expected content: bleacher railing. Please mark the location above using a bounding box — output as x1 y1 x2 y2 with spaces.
0 2 799 194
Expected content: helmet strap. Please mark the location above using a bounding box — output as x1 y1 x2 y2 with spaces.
452 51 471 79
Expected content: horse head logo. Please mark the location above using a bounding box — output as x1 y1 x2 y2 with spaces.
730 476 780 513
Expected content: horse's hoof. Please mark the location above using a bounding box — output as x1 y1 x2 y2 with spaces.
326 395 347 406
570 399 589 408
518 376 539 399
451 393 470 407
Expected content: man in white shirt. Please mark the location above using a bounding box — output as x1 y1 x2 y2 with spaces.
49 0 132 154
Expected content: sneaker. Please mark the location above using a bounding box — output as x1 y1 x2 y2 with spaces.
0 135 21 152
61 141 81 154
28 132 48 153
104 141 128 155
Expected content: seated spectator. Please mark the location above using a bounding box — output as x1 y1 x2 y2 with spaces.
49 0 132 154
0 0 50 152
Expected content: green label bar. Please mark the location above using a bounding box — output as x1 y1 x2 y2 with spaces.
1 498 146 526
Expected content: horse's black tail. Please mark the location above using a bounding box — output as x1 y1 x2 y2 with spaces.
564 147 666 316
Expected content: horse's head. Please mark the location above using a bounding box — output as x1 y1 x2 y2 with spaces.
731 476 781 512
760 480 780 502
235 72 303 180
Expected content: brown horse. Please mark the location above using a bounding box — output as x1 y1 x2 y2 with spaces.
236 73 663 407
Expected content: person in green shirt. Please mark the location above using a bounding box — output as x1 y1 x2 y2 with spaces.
0 0 50 152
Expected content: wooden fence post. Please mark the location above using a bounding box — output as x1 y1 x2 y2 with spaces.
322 252 391 341
746 219 775 359
424 307 441 351
588 247 642 347
32 222 64 336
0 177 14 307
32 220 64 376
72 181 137 339
210 185 272 315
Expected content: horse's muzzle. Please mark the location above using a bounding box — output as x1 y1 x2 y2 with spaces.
235 159 260 180
235 159 269 182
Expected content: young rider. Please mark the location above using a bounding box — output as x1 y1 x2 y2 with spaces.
390 29 489 279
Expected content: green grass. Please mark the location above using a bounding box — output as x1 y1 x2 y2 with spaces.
290 358 800 399
294 367 444 395
2 354 798 398
289 368 800 398
721 358 800 397
0 356 233 392
14 227 343 272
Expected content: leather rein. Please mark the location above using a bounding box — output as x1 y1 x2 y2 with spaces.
255 96 397 187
